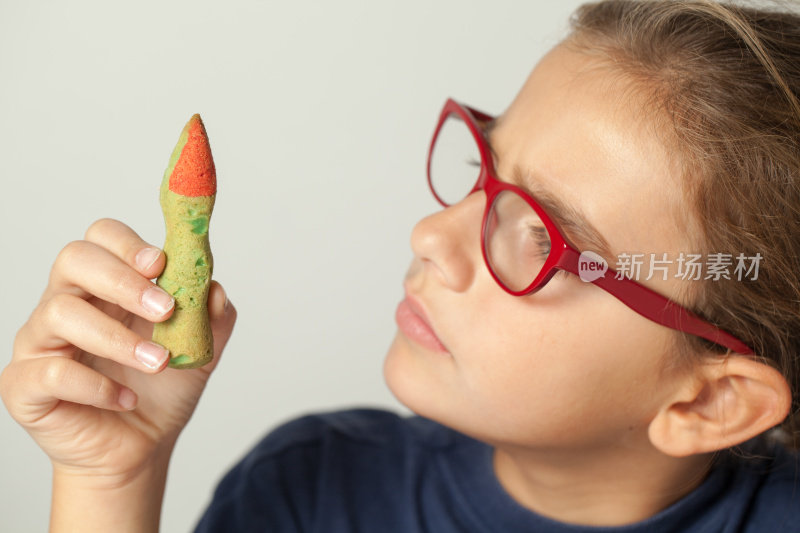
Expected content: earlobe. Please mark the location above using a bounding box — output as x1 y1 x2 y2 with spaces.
648 355 792 457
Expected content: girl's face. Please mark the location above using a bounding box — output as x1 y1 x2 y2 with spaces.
384 43 698 451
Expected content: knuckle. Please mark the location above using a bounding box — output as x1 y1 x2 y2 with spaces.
110 266 136 297
84 217 120 242
12 326 27 357
0 364 22 418
106 323 133 355
40 358 67 391
53 240 87 273
42 293 75 328
0 365 11 402
93 375 116 405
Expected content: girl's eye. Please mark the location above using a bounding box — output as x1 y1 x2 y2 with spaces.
528 225 551 258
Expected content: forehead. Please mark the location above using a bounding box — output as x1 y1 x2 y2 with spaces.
491 44 694 268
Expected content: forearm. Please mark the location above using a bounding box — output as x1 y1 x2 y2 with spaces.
50 448 173 533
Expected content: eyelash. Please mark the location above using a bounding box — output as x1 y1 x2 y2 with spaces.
529 225 551 256
529 225 570 280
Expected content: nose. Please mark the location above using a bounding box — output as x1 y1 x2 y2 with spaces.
409 190 486 292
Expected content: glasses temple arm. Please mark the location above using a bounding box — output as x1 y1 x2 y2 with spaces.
557 249 754 355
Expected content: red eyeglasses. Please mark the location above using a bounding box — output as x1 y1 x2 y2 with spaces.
426 98 754 355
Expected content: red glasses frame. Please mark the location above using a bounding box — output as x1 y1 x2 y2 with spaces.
426 98 754 355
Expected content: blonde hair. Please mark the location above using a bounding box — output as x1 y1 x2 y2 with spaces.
568 0 800 446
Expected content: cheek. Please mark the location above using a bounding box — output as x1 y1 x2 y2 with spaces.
383 277 680 448
454 283 677 444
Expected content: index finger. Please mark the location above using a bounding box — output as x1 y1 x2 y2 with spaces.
40 218 166 305
83 218 166 279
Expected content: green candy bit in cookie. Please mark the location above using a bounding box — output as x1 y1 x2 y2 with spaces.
188 215 209 235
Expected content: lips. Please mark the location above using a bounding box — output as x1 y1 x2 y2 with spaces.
395 294 449 354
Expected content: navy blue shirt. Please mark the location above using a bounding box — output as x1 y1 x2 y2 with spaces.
194 408 800 532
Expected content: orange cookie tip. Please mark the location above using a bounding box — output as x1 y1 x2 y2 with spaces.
169 114 217 197
187 113 203 127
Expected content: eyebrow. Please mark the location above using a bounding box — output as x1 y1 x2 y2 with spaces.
513 167 615 262
483 119 615 262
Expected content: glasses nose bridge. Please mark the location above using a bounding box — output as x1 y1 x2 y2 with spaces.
437 184 489 222
467 163 490 197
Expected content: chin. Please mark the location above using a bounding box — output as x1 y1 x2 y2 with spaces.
383 333 474 436
384 334 419 408
384 333 443 419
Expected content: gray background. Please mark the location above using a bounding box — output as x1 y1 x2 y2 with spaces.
0 1 584 531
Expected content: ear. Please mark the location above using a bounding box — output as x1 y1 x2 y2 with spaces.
648 355 792 457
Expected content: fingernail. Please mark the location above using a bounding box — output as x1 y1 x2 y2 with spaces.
221 286 229 310
135 247 161 271
142 286 175 316
118 387 137 410
135 341 169 370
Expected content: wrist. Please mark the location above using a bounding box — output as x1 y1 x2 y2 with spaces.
50 445 174 533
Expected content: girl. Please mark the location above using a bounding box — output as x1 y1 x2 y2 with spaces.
2 1 799 531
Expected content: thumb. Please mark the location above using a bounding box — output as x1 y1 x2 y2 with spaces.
206 280 237 371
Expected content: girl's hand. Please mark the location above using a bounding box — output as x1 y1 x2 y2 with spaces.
0 217 237 485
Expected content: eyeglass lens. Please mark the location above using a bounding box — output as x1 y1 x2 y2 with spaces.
429 113 553 292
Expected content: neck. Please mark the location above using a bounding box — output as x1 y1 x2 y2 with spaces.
492 440 713 527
